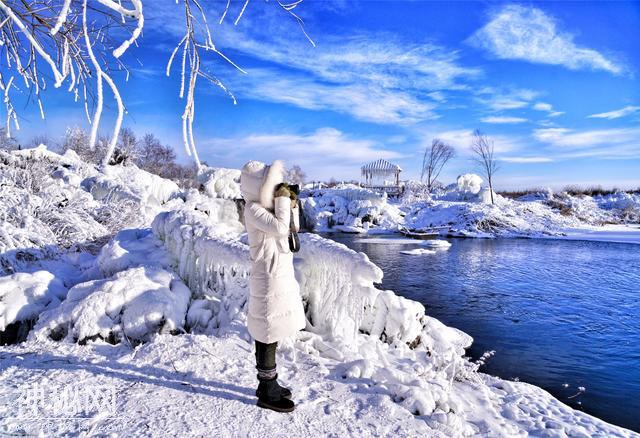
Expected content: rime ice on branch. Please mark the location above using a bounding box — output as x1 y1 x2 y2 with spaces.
0 0 314 168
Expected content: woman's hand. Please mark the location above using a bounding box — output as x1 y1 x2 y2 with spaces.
275 183 291 198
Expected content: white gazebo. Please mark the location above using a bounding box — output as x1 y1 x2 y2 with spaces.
361 159 402 195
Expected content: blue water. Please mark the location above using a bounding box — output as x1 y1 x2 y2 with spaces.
325 234 640 432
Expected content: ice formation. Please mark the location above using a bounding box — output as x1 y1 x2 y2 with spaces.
421 239 452 249
197 166 242 200
400 248 436 255
457 173 483 194
301 187 403 232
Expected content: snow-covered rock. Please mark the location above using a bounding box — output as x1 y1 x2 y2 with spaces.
0 271 67 332
478 187 499 204
33 266 190 344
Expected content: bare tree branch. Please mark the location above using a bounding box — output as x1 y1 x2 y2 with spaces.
421 138 455 192
0 0 315 170
470 129 499 205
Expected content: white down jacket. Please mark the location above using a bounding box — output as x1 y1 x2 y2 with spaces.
240 160 306 344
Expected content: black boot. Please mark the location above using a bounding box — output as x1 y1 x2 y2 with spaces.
255 374 292 399
256 376 295 413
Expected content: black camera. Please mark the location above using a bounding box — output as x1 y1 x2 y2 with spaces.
289 184 300 196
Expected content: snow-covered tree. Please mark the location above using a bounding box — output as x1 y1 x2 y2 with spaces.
136 133 176 176
25 135 54 150
61 127 101 164
0 128 19 151
0 0 314 169
111 128 138 165
287 165 307 185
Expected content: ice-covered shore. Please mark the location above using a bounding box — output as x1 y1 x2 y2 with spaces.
301 175 640 244
0 149 637 436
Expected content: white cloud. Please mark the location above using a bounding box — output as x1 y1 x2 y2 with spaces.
533 103 552 112
481 116 528 124
475 87 541 111
533 126 640 159
149 3 483 125
587 105 640 120
500 156 553 163
489 100 529 111
230 68 437 125
433 129 521 154
467 5 624 74
199 128 404 180
215 34 481 124
532 102 564 118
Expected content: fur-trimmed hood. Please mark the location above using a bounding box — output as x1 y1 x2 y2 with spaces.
240 160 285 210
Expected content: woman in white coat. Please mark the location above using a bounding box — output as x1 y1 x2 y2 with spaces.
240 160 306 413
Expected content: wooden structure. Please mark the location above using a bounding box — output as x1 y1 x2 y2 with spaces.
361 159 403 196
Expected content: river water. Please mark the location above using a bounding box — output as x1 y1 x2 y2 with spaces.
323 234 640 432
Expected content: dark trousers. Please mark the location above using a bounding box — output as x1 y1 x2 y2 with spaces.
255 341 277 380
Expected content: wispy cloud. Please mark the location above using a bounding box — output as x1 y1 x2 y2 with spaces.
500 156 553 163
231 68 437 125
146 3 483 125
214 32 481 124
467 5 624 75
533 126 640 159
200 127 403 180
481 116 528 124
475 87 540 111
533 102 564 118
432 129 522 154
587 105 640 120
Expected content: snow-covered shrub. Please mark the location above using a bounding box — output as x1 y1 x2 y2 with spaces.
0 146 181 274
400 180 432 205
151 205 250 336
197 166 241 199
33 266 190 345
301 187 403 232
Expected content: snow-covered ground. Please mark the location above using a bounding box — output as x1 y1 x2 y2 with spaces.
1 149 638 436
300 175 640 245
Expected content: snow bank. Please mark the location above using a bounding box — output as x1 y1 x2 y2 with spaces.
33 266 190 344
0 146 179 274
97 228 173 277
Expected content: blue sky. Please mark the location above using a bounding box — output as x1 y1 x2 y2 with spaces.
10 0 640 189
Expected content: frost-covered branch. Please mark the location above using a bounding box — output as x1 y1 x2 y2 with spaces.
0 0 315 169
